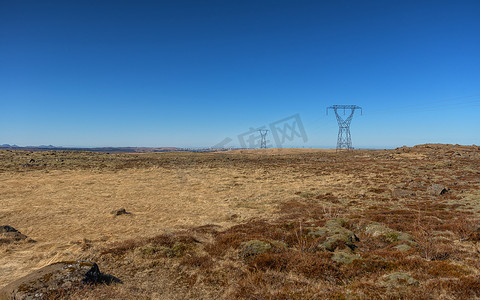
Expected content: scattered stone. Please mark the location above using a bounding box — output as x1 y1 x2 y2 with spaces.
325 219 348 228
0 225 22 234
322 233 358 252
331 249 361 264
111 208 131 216
394 244 413 251
363 223 414 243
239 240 272 258
0 225 33 244
308 218 359 252
427 184 449 196
0 261 120 300
381 272 419 288
392 188 416 198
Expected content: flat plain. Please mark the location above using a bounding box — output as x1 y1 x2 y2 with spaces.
1 144 480 299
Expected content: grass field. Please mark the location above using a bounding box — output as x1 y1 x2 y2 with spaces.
1 145 480 299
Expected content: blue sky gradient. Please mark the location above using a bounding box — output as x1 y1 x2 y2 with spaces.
1 0 479 148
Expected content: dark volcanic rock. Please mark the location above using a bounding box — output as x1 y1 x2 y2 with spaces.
0 225 30 244
0 225 20 234
0 261 120 300
111 208 131 216
427 184 449 196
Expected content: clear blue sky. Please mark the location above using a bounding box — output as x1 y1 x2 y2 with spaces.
1 0 479 148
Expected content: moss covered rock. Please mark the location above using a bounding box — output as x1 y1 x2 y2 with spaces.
163 241 190 258
308 218 359 252
0 261 120 300
364 223 414 243
331 249 361 264
393 244 413 251
381 272 419 288
239 240 272 258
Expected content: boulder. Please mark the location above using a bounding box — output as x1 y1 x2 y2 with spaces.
427 184 449 196
393 244 413 251
322 233 358 252
239 240 272 258
363 223 414 243
0 261 120 300
111 208 131 216
324 219 348 228
308 218 359 252
0 225 32 244
381 272 419 288
162 241 190 258
331 249 361 264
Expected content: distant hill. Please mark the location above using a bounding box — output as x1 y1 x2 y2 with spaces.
0 145 181 153
0 145 240 153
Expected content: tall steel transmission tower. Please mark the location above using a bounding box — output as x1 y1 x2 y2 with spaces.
258 129 269 149
327 105 362 151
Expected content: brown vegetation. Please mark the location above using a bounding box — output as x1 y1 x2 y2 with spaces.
1 144 479 298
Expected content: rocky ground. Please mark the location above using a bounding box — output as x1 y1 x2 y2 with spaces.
1 144 479 299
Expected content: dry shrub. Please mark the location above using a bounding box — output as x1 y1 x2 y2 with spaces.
99 239 140 256
423 261 469 278
248 253 292 272
412 213 436 261
247 251 342 282
205 220 285 256
231 270 278 299
231 268 346 300
295 255 343 282
368 187 387 194
190 224 222 234
349 282 387 299
288 221 324 253
364 208 418 233
100 233 198 256
315 192 340 203
278 200 344 220
412 211 473 261
340 256 397 281
437 217 480 241
428 242 459 261
424 276 480 298
180 254 214 269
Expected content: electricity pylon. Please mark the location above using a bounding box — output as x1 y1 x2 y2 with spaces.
327 105 362 151
258 129 269 149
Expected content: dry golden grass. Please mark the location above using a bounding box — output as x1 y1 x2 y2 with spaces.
1 145 479 298
221 148 338 155
0 151 346 286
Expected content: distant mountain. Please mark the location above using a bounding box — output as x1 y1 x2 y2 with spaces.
0 145 185 153
0 145 238 153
